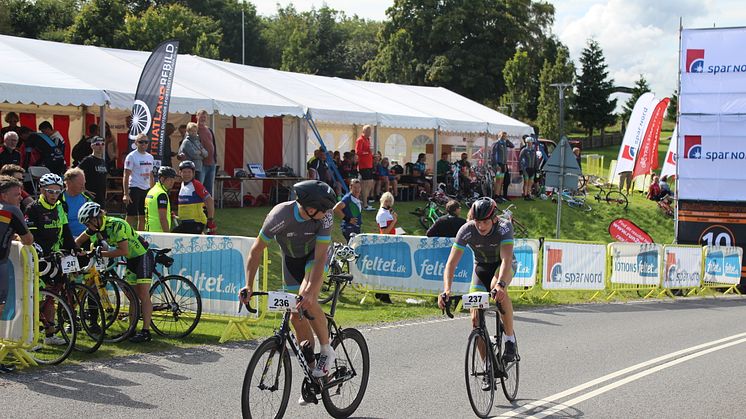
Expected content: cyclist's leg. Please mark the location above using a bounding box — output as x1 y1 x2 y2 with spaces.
283 255 316 349
471 263 498 362
126 251 156 334
298 254 331 346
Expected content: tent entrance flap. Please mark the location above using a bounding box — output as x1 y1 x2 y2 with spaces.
305 113 348 194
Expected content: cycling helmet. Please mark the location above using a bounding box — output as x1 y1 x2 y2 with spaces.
39 173 63 188
78 201 103 225
178 160 196 170
293 180 337 212
471 197 497 221
158 166 177 178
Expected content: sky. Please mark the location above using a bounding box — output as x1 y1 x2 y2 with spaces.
254 0 746 106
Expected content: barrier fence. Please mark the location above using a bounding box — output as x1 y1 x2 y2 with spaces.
607 242 662 299
0 244 39 368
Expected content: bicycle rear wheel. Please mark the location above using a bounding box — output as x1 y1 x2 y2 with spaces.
511 218 529 238
322 328 370 418
30 290 76 365
241 338 292 419
100 276 140 343
419 215 434 230
497 325 520 401
150 275 202 338
605 190 629 210
71 283 106 353
465 329 495 418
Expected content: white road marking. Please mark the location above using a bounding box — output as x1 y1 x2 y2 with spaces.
498 331 746 418
366 316 467 331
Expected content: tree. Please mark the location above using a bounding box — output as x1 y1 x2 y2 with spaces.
620 75 651 124
537 47 575 141
574 39 617 139
1 0 79 42
122 3 222 58
501 50 532 119
666 91 678 122
67 0 128 48
363 0 556 105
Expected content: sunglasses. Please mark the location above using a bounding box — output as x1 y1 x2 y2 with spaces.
92 142 104 146
43 188 63 195
137 141 148 145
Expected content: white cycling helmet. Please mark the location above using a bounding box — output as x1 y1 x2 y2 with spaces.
78 201 103 225
39 173 63 188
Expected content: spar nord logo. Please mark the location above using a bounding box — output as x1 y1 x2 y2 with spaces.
546 247 602 285
684 135 702 159
684 134 746 161
686 49 705 73
621 145 636 160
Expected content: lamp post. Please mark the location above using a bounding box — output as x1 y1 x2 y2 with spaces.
550 82 572 239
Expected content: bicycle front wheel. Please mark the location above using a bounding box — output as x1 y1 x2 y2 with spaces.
72 283 106 354
322 328 370 418
150 275 202 338
465 329 495 418
605 190 629 210
419 215 433 230
499 340 520 402
241 338 292 419
30 290 76 365
100 276 140 343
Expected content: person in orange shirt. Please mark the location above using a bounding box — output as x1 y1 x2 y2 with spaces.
355 125 375 211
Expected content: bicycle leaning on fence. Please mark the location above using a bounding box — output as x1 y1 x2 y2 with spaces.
442 290 520 418
318 242 358 304
240 270 370 419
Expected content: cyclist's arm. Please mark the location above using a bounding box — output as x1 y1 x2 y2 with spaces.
156 192 170 232
74 230 91 248
443 245 464 294
244 238 268 291
123 168 131 198
204 195 215 220
102 239 128 258
61 223 78 251
494 242 514 288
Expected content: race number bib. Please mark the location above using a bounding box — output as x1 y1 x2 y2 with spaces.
61 255 80 274
461 292 490 309
267 291 297 312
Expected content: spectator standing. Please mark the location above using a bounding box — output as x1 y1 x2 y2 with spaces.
104 123 118 172
374 191 396 304
123 133 154 230
307 148 331 185
26 121 66 175
175 160 216 234
355 125 375 211
0 132 22 168
0 165 33 211
519 137 539 200
77 136 108 206
426 200 466 237
71 124 96 166
196 110 217 195
162 123 177 168
618 171 633 195
1 112 21 137
333 178 362 242
61 168 92 237
145 166 177 232
491 131 514 202
179 122 207 180
0 175 34 356
381 157 398 197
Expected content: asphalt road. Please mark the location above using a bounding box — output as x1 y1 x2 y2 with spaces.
2 297 746 418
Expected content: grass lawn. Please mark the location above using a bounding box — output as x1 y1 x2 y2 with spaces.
56 137 681 364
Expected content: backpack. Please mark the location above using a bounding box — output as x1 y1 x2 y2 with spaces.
490 141 500 166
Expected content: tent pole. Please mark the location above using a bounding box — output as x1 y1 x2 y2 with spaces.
373 125 378 154
433 128 438 193
99 105 106 162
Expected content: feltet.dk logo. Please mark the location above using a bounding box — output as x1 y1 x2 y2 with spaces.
686 49 705 73
684 135 702 159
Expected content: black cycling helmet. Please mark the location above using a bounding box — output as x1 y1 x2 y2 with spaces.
158 166 177 179
471 197 497 221
178 160 196 170
293 180 337 212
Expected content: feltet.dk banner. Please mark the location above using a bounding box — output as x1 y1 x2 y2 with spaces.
608 242 661 286
703 245 743 285
128 40 179 166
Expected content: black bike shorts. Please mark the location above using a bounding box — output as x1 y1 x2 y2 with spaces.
124 250 155 285
126 187 148 216
472 261 502 292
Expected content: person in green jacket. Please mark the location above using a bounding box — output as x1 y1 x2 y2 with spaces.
145 166 177 232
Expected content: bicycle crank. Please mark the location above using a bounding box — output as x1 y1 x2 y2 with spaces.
301 378 320 404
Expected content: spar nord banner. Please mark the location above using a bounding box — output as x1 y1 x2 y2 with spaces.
613 92 657 179
128 40 179 166
542 241 606 290
680 27 746 114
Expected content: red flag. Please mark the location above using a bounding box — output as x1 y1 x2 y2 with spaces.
632 98 670 178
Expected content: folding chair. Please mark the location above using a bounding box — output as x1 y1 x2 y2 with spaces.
27 166 51 197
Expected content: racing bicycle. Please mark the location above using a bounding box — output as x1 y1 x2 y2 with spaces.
241 273 370 418
318 242 358 304
498 204 529 238
442 291 520 418
551 189 592 212
593 184 629 210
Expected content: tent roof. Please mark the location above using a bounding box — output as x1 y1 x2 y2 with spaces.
0 35 532 135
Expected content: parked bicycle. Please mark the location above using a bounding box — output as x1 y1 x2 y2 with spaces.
442 290 520 418
241 272 369 418
551 189 592 212
319 242 359 304
593 184 628 210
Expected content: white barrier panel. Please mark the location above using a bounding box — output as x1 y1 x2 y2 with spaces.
662 245 703 289
138 233 254 316
542 241 606 290
0 243 37 344
512 239 540 287
609 243 662 286
703 245 743 285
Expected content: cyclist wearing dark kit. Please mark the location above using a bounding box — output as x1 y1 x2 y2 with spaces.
239 180 337 381
438 197 517 362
